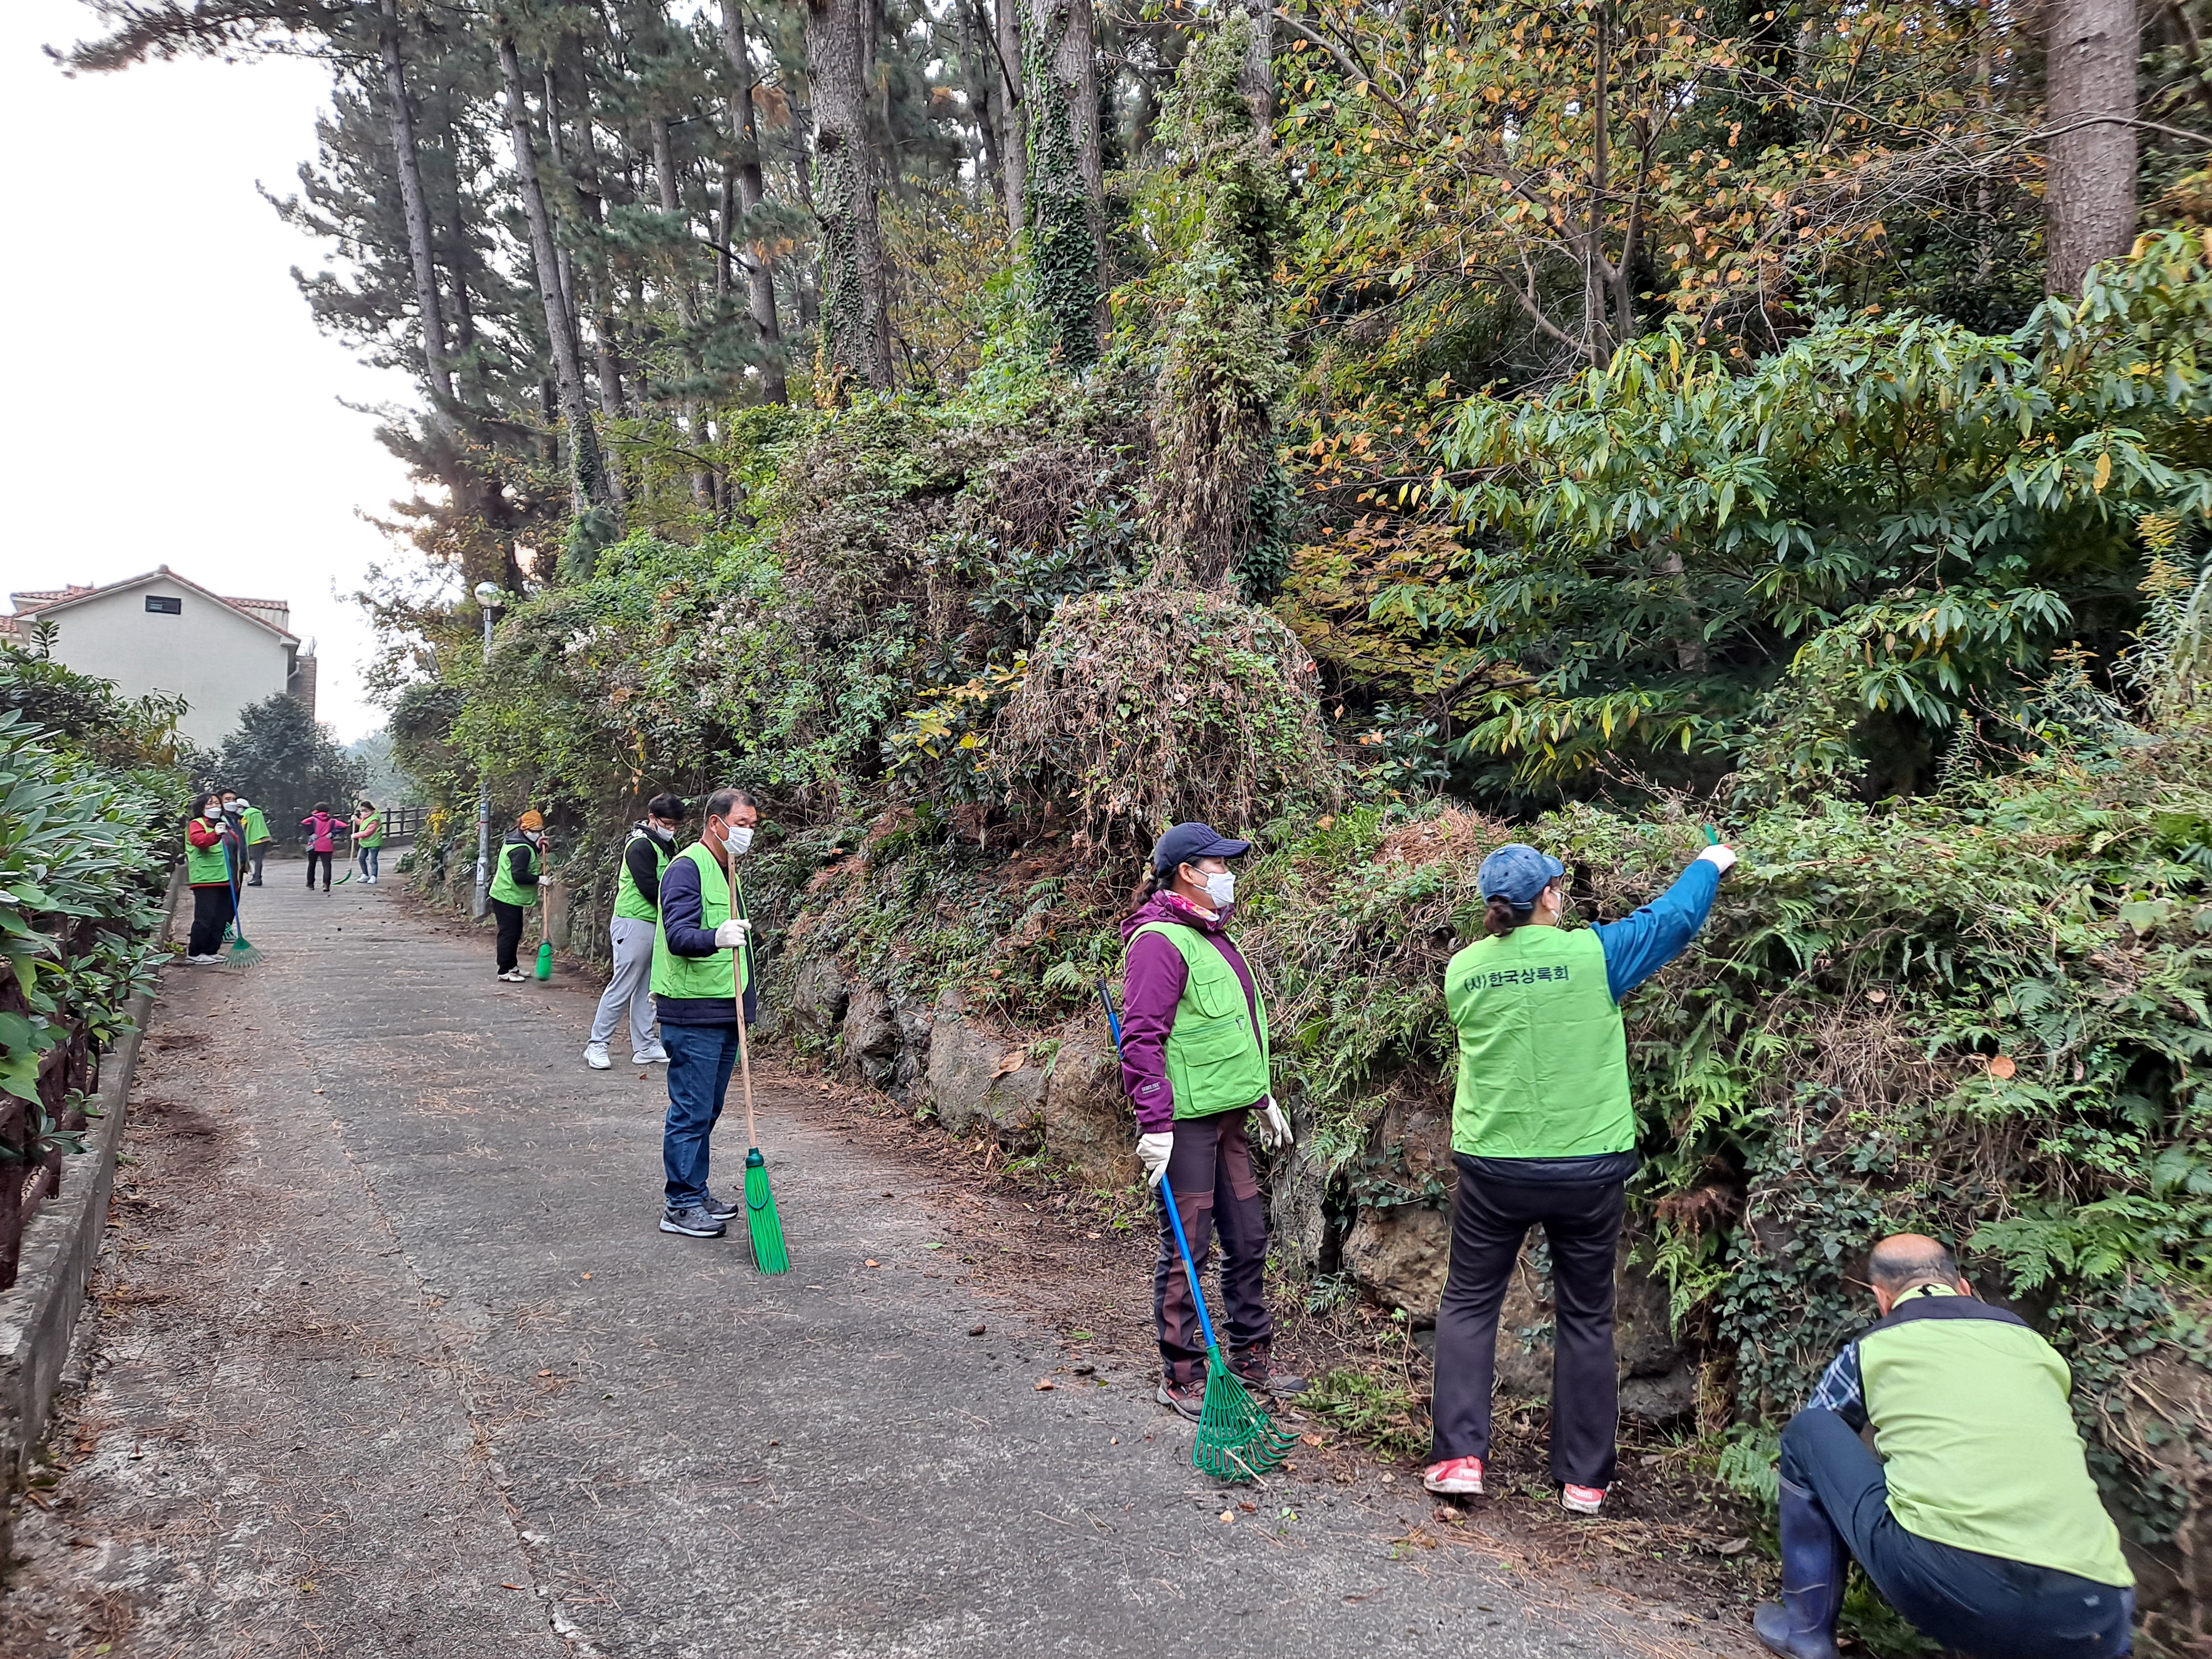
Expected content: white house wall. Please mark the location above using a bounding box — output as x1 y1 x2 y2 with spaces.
43 583 295 750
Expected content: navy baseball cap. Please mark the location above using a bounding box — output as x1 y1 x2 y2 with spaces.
1151 821 1252 875
1478 843 1566 905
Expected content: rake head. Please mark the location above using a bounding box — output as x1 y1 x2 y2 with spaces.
227 937 263 965
1191 1344 1299 1481
743 1148 790 1274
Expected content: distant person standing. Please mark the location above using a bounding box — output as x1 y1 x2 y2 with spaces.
354 799 384 885
300 802 343 891
237 796 273 885
650 788 760 1238
488 810 546 983
586 794 683 1071
182 792 234 964
217 790 247 916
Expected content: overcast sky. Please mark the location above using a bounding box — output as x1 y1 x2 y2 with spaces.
0 0 436 743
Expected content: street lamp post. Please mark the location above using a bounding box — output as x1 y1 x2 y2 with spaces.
471 581 502 918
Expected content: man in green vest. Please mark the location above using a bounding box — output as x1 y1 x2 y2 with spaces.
1426 836 1734 1515
650 787 760 1239
236 797 273 886
586 793 684 1070
488 809 546 983
1756 1234 2133 1659
1118 822 1300 1420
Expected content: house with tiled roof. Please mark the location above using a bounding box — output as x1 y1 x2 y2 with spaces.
5 566 316 749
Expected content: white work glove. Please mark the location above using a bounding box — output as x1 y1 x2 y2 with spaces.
713 919 752 948
1695 843 1738 877
1136 1131 1174 1189
1251 1095 1292 1152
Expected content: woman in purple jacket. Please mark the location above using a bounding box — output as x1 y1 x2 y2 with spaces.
1119 822 1301 1421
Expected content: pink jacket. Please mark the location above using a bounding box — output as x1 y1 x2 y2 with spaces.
300 811 343 853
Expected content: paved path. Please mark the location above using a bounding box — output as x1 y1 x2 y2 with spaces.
2 875 1748 1659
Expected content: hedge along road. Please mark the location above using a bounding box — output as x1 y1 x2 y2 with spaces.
3 877 1748 1659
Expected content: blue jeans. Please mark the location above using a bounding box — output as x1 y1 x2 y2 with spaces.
662 1023 738 1211
1781 1408 2133 1659
359 844 379 879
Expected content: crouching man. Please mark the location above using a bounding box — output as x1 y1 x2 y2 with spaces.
1756 1233 2133 1659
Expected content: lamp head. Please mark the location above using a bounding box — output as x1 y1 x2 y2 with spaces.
472 581 502 607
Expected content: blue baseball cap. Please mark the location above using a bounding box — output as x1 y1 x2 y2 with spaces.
1151 821 1253 875
1478 843 1566 906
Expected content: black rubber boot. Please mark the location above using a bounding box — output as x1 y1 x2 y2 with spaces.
1753 1476 1846 1659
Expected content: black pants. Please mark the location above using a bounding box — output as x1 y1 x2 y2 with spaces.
1154 1108 1272 1386
1430 1160 1625 1488
305 849 332 888
1781 1408 2133 1658
187 884 233 956
492 899 525 974
248 846 266 884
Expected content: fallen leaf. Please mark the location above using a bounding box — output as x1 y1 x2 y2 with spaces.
1035 1379 1055 1391
1867 988 1887 1004
581 1272 591 1280
1301 1433 1324 1446
968 1324 987 1335
1718 1537 1751 1556
500 1582 526 1590
992 1050 1026 1079
1219 1510 1235 1524
1238 1500 1257 1514
923 1242 944 1251
1989 1055 2017 1079
864 1259 880 1267
537 1369 554 1378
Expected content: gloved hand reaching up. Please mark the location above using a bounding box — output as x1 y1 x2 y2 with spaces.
1695 843 1738 876
1251 1095 1293 1151
1137 1131 1173 1188
713 919 752 948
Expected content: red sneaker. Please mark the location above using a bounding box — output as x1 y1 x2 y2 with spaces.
1422 1455 1485 1496
1561 1483 1607 1515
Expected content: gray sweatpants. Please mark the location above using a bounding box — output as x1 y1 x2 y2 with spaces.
588 916 659 1054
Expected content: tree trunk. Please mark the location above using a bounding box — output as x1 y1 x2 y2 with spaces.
2046 0 2140 295
994 0 1027 233
1020 0 1105 363
805 0 893 393
651 116 716 508
718 0 789 403
1238 0 1273 130
377 0 452 409
497 34 607 516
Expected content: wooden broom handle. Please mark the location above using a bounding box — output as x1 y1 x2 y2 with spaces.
723 838 757 1146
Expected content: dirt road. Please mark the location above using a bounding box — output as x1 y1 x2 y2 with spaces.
0 874 1750 1658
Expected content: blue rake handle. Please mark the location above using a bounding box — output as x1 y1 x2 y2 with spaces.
1098 981 1223 1355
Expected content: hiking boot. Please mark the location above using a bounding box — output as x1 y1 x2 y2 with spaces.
635 1044 670 1065
584 1044 612 1071
703 1190 741 1221
1561 1483 1608 1516
659 1206 727 1239
1228 1349 1308 1396
1423 1455 1486 1496
1156 1378 1206 1422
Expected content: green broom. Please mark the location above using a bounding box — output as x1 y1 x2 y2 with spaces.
225 846 262 964
726 842 788 1272
1099 982 1296 1483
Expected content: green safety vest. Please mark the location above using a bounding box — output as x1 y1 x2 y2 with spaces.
185 818 231 885
1444 925 1633 1159
241 807 271 845
651 841 749 1002
1858 1290 2132 1586
614 828 670 921
488 834 540 908
357 813 383 848
1128 922 1270 1120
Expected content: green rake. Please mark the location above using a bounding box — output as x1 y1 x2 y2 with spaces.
1099 982 1296 1483
224 846 262 965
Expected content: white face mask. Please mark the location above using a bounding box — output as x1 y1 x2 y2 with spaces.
728 825 755 855
1202 871 1236 909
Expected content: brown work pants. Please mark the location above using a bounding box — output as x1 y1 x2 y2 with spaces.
1154 1106 1274 1387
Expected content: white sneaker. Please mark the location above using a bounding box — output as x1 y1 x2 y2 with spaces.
186 953 222 965
498 968 528 983
634 1044 669 1065
585 1044 611 1070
